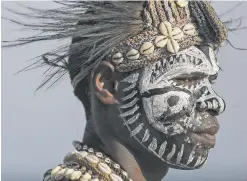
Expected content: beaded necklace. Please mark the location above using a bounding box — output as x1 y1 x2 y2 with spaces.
43 141 132 181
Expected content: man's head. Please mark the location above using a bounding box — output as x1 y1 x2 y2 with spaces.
66 1 228 172
74 43 225 171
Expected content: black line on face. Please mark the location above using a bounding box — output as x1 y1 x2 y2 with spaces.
141 86 192 98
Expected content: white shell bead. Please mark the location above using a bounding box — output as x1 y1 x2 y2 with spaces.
88 148 94 153
140 42 154 55
70 171 82 180
167 39 180 53
105 158 111 163
122 171 128 177
110 173 123 181
65 169 74 179
90 178 99 181
176 0 189 7
78 151 88 158
171 27 184 40
154 36 168 48
55 168 66 180
126 49 140 60
51 166 61 177
159 21 172 37
85 154 99 164
98 162 112 175
183 23 196 36
80 179 89 181
112 53 124 65
82 173 92 180
96 152 103 158
43 175 51 181
113 164 120 169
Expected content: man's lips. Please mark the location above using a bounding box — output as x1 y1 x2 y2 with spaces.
188 112 220 147
189 132 216 147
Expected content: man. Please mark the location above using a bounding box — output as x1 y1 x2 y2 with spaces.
3 1 229 181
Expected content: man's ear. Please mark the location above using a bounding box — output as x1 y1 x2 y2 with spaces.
92 61 119 105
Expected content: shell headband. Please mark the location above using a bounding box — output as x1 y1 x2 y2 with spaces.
72 0 228 88
110 0 227 72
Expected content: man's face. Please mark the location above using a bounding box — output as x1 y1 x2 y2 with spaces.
116 46 225 170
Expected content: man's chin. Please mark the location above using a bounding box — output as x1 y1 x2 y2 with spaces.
162 144 210 170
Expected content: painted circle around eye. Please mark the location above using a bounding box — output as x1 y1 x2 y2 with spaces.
167 96 179 107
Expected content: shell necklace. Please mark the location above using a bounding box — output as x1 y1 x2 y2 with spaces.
43 141 133 181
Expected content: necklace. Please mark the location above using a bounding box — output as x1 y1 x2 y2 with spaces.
43 141 132 181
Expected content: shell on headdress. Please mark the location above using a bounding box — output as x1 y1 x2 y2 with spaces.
140 42 154 55
126 49 140 60
167 39 180 53
183 24 197 36
112 53 124 65
154 36 168 48
176 0 189 7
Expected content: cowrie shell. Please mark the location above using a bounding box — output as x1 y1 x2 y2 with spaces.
113 164 120 169
98 162 111 175
70 171 82 180
122 171 128 177
82 173 92 180
64 169 74 179
110 173 123 181
183 23 196 36
78 151 88 158
176 0 189 7
43 175 51 181
140 42 154 55
159 21 172 36
85 154 99 164
90 178 99 181
154 36 168 48
167 39 180 53
112 53 124 65
126 49 140 60
88 148 94 153
171 27 184 40
51 166 61 178
96 152 103 158
55 168 66 180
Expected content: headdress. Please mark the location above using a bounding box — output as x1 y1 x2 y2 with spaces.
3 1 228 90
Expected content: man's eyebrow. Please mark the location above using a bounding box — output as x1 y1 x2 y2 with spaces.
141 86 191 98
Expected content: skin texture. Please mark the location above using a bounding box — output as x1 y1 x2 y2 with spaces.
82 45 225 181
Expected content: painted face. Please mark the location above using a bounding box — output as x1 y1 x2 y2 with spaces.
117 46 225 170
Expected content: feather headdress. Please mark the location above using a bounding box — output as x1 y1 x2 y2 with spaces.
2 1 232 90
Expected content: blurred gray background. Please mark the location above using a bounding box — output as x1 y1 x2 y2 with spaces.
2 1 247 181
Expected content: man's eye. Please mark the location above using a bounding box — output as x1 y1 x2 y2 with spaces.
209 73 218 84
171 73 206 86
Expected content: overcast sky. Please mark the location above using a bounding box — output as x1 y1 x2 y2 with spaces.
2 1 247 181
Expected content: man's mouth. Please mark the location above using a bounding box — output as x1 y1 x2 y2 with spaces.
189 132 216 147
187 112 219 148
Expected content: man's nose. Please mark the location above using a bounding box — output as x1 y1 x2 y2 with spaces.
196 85 226 115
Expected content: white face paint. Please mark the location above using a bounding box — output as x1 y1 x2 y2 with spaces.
118 46 225 170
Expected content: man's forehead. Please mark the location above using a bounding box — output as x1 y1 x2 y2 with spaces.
146 46 220 79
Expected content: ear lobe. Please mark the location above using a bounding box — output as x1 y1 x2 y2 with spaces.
93 61 119 105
